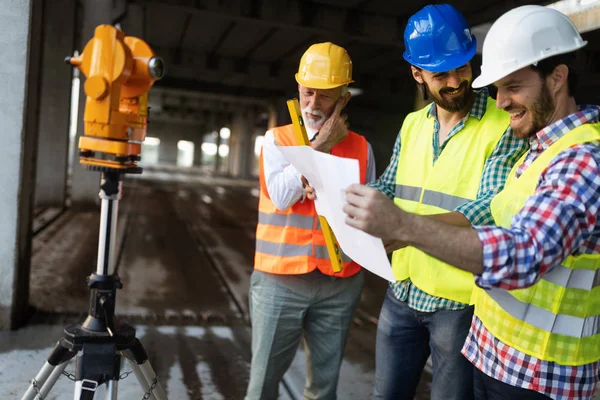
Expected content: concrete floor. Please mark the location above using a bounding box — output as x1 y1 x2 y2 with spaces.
3 167 596 399
1 170 433 400
3 167 598 400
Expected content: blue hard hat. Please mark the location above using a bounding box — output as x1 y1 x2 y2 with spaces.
403 4 477 72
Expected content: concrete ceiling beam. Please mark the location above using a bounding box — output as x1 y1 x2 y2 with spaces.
130 0 404 48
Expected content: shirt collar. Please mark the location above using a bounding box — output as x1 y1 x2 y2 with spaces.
427 87 488 121
529 105 600 151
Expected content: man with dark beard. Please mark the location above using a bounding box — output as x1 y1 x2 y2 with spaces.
367 4 527 400
345 5 600 400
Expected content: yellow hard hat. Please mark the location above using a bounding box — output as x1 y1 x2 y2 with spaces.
295 42 354 89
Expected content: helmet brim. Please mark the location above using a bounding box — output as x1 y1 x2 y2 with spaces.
295 73 354 89
473 41 588 89
403 40 477 73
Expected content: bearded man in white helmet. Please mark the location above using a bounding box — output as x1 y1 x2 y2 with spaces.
342 5 600 399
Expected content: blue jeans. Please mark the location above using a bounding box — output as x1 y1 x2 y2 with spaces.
373 287 474 400
245 269 364 400
473 367 551 400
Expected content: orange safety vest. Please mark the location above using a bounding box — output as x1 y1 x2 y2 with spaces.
254 124 368 277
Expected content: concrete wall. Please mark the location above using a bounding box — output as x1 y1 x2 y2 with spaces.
0 0 44 329
34 0 76 208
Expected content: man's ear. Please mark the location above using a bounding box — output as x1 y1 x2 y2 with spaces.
548 64 569 95
411 66 424 84
342 91 351 108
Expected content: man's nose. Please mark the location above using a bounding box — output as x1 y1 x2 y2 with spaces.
309 95 321 109
496 89 510 110
446 72 461 89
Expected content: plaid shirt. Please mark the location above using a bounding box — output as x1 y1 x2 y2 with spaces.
463 105 600 399
369 88 528 312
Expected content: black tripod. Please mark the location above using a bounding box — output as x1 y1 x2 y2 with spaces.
22 171 168 400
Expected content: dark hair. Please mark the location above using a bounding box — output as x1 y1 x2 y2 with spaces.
531 52 578 97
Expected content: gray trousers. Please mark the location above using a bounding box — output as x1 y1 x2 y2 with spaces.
245 269 364 400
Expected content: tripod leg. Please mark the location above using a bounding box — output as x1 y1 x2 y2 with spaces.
124 339 169 400
138 362 168 400
39 362 69 398
124 354 156 400
105 380 118 400
21 340 77 400
21 361 56 400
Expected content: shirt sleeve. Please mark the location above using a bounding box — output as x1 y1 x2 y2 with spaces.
474 143 600 290
366 142 376 184
455 127 529 225
261 130 304 211
368 131 401 200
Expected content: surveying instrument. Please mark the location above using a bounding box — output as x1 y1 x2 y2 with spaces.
21 25 168 400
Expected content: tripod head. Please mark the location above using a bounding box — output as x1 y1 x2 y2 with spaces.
66 24 164 174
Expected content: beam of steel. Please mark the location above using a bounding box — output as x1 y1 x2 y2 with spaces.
209 20 237 63
568 5 600 34
466 0 554 26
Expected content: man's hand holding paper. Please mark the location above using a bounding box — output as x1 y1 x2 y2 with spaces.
277 145 395 282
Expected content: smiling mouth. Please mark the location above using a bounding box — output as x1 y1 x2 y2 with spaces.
443 87 463 96
509 110 526 123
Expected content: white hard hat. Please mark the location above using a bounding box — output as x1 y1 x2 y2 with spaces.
472 5 587 88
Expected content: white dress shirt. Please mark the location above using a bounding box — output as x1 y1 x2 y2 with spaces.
262 127 376 211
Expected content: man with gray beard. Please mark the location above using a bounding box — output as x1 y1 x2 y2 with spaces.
365 4 528 400
246 42 375 400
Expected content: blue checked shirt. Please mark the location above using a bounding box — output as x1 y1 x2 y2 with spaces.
464 105 600 399
369 88 528 312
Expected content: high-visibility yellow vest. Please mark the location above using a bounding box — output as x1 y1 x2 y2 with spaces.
392 97 510 303
472 123 600 365
254 124 368 277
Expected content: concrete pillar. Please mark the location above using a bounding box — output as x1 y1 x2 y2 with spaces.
69 0 113 208
214 129 223 174
267 103 277 130
230 109 255 179
0 0 44 329
34 0 76 208
193 130 205 167
274 96 290 126
158 135 178 165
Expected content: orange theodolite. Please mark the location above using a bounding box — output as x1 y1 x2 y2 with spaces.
66 24 164 173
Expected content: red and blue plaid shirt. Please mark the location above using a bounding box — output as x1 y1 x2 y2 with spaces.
462 105 600 399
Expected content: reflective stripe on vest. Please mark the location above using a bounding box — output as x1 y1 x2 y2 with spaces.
256 239 352 262
259 212 315 230
476 123 600 364
390 97 510 304
543 263 600 291
395 184 471 212
485 287 599 338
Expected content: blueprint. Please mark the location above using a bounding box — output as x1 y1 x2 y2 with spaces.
278 145 395 282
